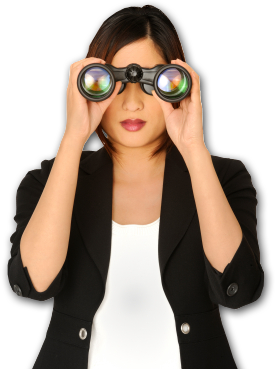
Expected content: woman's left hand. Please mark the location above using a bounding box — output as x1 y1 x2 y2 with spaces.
152 59 205 155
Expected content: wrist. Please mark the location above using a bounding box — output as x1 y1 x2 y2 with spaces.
180 144 211 171
62 131 85 148
60 134 85 156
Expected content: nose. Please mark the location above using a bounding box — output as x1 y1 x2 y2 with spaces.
124 81 144 95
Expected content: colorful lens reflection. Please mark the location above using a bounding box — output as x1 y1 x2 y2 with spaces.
81 67 111 98
157 68 188 99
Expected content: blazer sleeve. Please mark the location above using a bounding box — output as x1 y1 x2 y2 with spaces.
203 158 264 309
7 158 68 301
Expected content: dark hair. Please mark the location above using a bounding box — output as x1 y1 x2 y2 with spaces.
85 5 186 159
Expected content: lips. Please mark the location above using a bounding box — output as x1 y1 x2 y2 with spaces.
120 118 146 132
120 119 146 124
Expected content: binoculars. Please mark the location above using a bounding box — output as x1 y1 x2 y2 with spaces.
77 62 192 103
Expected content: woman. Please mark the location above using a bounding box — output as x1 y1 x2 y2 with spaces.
7 5 264 369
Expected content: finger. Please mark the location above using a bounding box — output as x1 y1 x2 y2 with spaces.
171 59 199 86
171 59 200 105
71 56 106 68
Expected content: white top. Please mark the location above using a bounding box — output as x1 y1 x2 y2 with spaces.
87 217 181 369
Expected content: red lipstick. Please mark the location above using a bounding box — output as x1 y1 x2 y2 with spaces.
120 119 146 132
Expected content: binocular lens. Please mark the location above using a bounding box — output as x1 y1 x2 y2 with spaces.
81 67 112 99
157 67 188 99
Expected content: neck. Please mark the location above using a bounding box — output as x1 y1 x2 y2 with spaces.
111 145 167 183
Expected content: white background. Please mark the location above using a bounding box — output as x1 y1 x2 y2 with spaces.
1 1 276 368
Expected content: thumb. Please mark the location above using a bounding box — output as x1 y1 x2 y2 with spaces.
108 80 123 101
110 81 122 99
152 89 174 120
98 81 122 112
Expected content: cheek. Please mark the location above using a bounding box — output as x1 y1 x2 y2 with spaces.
147 103 165 124
147 112 166 135
102 101 118 119
101 101 119 129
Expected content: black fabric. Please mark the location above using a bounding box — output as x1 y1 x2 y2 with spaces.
7 144 264 369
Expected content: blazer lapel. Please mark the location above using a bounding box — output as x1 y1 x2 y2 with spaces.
73 144 197 290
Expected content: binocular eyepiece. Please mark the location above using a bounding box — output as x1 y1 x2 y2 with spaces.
77 62 192 103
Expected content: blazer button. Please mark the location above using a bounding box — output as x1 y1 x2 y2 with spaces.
79 328 87 340
227 282 238 296
181 322 190 334
13 284 22 296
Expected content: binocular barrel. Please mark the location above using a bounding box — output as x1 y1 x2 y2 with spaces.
77 63 192 103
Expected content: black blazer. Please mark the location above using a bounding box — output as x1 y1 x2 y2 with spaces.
7 144 264 369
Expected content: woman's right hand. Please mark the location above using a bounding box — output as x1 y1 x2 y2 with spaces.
64 57 122 145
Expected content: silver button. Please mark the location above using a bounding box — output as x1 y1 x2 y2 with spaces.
13 284 22 296
79 328 87 340
181 322 190 334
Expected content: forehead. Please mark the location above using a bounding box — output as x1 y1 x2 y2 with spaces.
111 38 166 68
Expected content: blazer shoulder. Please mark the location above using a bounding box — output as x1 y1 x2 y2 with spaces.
80 150 95 162
211 155 245 172
211 154 257 202
211 153 244 168
211 155 252 185
25 150 95 186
